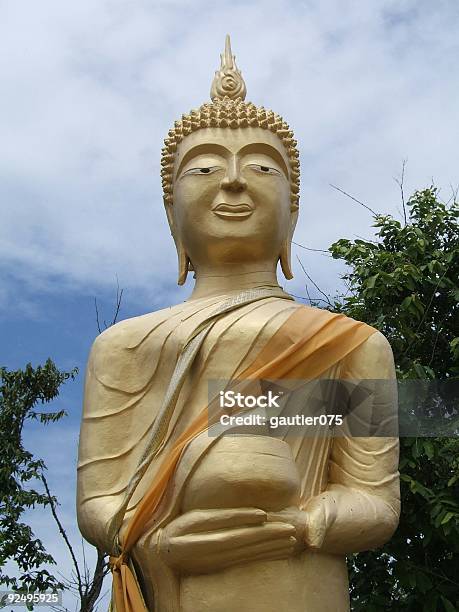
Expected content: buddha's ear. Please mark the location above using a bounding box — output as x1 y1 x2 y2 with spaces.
164 200 191 286
279 203 299 280
176 245 191 286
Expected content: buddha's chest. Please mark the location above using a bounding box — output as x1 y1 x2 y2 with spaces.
177 303 296 382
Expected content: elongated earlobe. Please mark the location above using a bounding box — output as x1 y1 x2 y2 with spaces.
279 240 293 280
279 206 299 280
164 200 191 285
177 242 190 285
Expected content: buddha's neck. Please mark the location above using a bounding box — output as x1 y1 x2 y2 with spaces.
188 263 281 300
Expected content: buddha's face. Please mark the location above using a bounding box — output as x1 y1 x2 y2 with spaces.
168 127 296 271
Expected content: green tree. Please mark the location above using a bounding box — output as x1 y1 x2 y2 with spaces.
0 360 74 598
0 287 123 611
0 360 109 611
328 187 459 611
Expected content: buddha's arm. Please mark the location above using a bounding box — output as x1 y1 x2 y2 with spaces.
302 331 400 554
76 493 120 553
76 333 125 554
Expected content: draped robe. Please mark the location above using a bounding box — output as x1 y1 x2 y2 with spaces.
76 288 400 612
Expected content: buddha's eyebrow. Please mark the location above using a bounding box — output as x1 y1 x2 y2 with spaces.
238 143 289 179
176 144 229 178
175 141 290 180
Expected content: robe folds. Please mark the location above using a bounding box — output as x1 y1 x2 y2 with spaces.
76 287 400 612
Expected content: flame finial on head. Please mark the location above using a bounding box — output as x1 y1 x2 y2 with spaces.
210 35 247 102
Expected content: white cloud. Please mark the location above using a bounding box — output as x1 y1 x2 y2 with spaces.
1 0 458 303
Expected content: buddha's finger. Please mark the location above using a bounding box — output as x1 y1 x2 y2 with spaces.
204 537 297 568
213 522 296 548
172 522 295 556
174 507 267 534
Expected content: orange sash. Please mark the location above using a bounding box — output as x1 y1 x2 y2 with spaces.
109 306 376 611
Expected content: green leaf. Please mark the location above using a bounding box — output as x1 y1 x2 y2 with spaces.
441 596 457 612
400 295 413 310
440 512 454 525
423 441 435 459
366 274 379 289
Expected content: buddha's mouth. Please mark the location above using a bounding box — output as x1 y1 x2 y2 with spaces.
212 203 254 219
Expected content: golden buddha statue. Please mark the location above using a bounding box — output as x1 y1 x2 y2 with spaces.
76 36 400 612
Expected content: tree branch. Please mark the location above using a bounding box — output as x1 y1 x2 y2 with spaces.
292 241 330 255
394 158 408 225
330 184 378 216
82 548 110 611
94 277 124 335
446 183 459 205
94 298 102 334
111 276 123 327
428 312 450 367
296 256 333 307
40 473 84 602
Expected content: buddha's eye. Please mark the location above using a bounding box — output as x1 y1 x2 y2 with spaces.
247 164 282 176
183 166 220 176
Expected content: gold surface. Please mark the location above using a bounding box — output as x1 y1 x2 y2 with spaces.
76 36 400 612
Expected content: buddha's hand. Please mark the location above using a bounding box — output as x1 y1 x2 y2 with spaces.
156 507 297 574
298 496 338 550
266 507 309 554
268 502 339 551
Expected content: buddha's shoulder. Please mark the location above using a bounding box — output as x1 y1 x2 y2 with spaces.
294 305 393 355
284 302 365 323
89 301 187 355
334 316 394 377
346 328 393 363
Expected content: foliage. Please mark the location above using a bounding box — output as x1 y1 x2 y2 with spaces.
0 360 76 600
329 187 459 611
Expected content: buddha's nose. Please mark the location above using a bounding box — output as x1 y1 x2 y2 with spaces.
220 157 247 192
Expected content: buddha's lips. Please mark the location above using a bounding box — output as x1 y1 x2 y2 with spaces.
212 203 254 219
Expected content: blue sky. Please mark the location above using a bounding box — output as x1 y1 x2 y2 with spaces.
1 0 459 609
